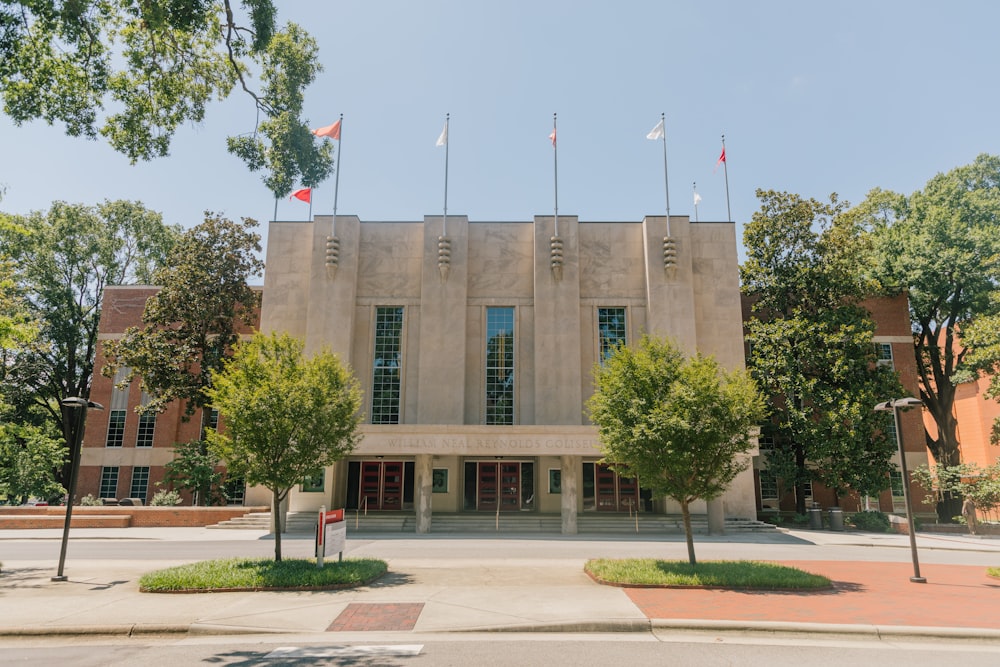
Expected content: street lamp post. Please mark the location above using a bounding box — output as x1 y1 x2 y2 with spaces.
874 397 926 584
52 397 104 582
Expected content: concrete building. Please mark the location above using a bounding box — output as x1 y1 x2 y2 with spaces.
252 214 755 533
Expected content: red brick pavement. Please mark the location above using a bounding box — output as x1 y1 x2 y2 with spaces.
327 603 424 631
626 561 1000 629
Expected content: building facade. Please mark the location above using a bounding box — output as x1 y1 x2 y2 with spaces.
253 214 755 532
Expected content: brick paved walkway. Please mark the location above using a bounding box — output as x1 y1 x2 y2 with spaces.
626 561 1000 629
327 603 425 631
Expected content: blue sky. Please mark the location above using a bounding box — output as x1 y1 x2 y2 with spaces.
2 1 997 266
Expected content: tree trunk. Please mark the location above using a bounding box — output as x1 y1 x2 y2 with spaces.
272 488 283 562
794 444 807 515
680 500 696 566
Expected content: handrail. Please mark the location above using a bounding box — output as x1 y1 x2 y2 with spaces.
355 495 368 529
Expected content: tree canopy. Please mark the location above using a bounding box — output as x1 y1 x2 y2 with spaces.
853 154 1000 471
741 190 904 513
205 332 363 561
587 335 765 565
0 1 332 196
0 200 179 486
103 212 262 419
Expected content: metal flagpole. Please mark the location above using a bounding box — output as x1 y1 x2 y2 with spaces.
332 114 343 236
552 113 559 236
693 182 700 222
658 112 671 237
721 134 732 222
442 114 449 236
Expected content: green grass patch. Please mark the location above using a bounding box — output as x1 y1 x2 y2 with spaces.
988 567 1000 579
139 557 387 593
585 559 831 590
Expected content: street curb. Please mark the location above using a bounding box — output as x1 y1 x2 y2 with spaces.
0 624 191 637
647 619 1000 641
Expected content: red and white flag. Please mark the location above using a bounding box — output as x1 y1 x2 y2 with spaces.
549 128 557 147
290 188 311 203
715 145 726 170
313 120 341 140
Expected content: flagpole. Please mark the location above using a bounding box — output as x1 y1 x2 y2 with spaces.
722 134 732 222
273 198 278 222
443 113 449 237
332 114 343 236
693 182 699 222
658 112 671 237
552 113 559 236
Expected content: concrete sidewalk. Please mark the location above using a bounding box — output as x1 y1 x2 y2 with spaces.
1 527 998 640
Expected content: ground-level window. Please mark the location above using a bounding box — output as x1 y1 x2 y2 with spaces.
371 306 404 424
300 470 325 493
129 466 150 501
224 476 246 505
759 468 779 505
485 307 515 425
876 342 894 368
99 466 119 499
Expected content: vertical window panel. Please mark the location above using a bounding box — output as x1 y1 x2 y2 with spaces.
105 410 125 448
136 412 156 447
99 466 119 499
597 307 627 362
129 466 150 500
371 307 404 424
485 307 515 425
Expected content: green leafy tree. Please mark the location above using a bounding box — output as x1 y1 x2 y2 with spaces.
205 332 363 561
0 201 179 486
1 1 331 191
961 299 1000 446
162 439 224 506
912 462 1000 525
587 335 766 565
854 155 1000 518
742 190 904 513
103 213 263 505
0 422 66 505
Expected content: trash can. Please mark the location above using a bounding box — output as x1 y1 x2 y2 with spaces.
808 504 823 530
828 507 844 531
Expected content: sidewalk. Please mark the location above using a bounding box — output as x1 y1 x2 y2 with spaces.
1 527 998 640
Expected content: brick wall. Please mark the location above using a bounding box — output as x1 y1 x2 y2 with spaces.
0 505 269 529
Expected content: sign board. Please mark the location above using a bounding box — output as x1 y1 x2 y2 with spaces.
316 507 346 565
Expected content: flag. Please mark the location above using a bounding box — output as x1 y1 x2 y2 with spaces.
290 188 311 203
549 128 557 147
646 119 664 141
436 121 448 147
694 192 702 206
313 120 341 140
716 146 726 166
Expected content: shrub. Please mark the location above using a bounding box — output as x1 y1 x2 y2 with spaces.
150 489 183 506
848 510 891 532
78 494 103 506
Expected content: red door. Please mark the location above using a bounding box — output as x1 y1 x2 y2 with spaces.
358 461 404 510
477 462 521 511
595 464 639 512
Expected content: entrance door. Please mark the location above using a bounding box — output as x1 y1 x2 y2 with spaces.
595 464 640 512
359 461 404 510
476 462 521 511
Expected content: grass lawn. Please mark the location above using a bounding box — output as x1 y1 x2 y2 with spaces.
988 567 1000 579
139 557 387 593
585 559 831 590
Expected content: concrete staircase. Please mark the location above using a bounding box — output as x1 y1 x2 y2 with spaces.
209 510 777 535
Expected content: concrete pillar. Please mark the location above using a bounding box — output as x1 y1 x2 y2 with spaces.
707 497 725 535
561 455 579 534
415 454 433 534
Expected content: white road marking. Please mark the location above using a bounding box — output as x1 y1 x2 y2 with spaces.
264 644 423 659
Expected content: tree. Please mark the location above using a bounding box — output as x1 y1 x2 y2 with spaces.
103 213 263 504
0 200 179 486
204 332 362 561
162 439 225 507
742 190 904 514
960 299 1000 446
854 155 1000 517
587 335 765 565
1 1 333 193
0 421 66 505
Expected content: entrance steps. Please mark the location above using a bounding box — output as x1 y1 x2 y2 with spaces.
210 510 777 535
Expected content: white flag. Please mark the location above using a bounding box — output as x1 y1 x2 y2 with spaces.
436 121 448 147
646 119 664 141
693 192 702 206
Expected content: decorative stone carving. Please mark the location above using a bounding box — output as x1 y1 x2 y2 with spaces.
663 235 677 273
437 235 451 282
550 235 564 281
325 235 340 278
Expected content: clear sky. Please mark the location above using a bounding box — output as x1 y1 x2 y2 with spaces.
2 1 997 268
